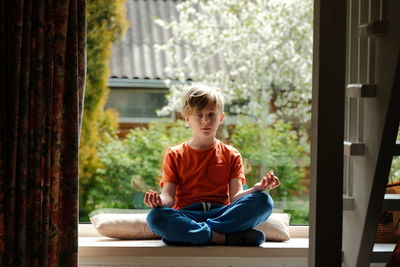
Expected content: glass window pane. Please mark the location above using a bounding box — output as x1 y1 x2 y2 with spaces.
105 89 168 119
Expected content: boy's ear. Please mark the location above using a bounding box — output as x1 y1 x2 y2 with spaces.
220 112 225 124
184 115 189 123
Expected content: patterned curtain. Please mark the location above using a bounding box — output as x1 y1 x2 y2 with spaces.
0 1 85 266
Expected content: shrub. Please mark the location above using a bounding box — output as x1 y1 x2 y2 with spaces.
230 119 309 200
80 121 191 221
230 119 310 224
79 0 129 221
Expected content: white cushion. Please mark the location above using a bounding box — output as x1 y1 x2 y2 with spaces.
90 209 291 242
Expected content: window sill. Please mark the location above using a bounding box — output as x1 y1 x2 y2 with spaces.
79 236 309 257
78 224 309 265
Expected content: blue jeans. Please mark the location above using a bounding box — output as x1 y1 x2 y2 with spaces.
146 192 274 245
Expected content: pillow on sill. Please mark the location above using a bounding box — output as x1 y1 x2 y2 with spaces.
89 209 291 242
89 209 159 239
254 213 291 241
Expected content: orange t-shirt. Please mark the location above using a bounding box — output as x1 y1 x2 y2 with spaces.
160 139 246 209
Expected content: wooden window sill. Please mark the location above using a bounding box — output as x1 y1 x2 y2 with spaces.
79 236 309 258
78 224 310 265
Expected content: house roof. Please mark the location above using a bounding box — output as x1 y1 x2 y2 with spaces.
109 0 226 81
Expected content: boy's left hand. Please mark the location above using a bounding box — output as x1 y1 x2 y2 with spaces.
253 170 280 191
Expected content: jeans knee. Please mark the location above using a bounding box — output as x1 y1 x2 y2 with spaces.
146 207 169 230
250 192 274 214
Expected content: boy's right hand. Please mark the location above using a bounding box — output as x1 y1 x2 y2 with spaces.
144 189 163 208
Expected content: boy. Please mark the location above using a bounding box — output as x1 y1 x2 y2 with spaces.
144 84 280 246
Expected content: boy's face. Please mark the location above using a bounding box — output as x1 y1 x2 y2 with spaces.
185 107 225 139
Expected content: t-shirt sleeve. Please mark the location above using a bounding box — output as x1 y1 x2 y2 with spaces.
160 148 178 187
230 151 246 184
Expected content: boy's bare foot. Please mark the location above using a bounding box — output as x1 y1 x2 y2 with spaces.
225 229 265 246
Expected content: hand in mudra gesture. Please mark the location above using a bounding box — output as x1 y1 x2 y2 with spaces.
144 189 163 208
253 170 280 191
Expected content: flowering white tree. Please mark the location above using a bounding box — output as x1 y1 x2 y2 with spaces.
155 0 313 127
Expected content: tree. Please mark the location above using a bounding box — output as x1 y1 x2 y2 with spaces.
155 0 313 127
79 0 129 221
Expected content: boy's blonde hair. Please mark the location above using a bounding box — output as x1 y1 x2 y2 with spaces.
182 85 224 117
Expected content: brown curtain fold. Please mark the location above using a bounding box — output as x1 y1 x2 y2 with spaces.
0 1 86 266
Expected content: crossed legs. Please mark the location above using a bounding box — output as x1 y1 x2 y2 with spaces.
146 192 274 245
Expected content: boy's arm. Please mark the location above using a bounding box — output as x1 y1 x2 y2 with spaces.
159 181 176 207
144 182 176 208
229 171 280 202
229 178 256 202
